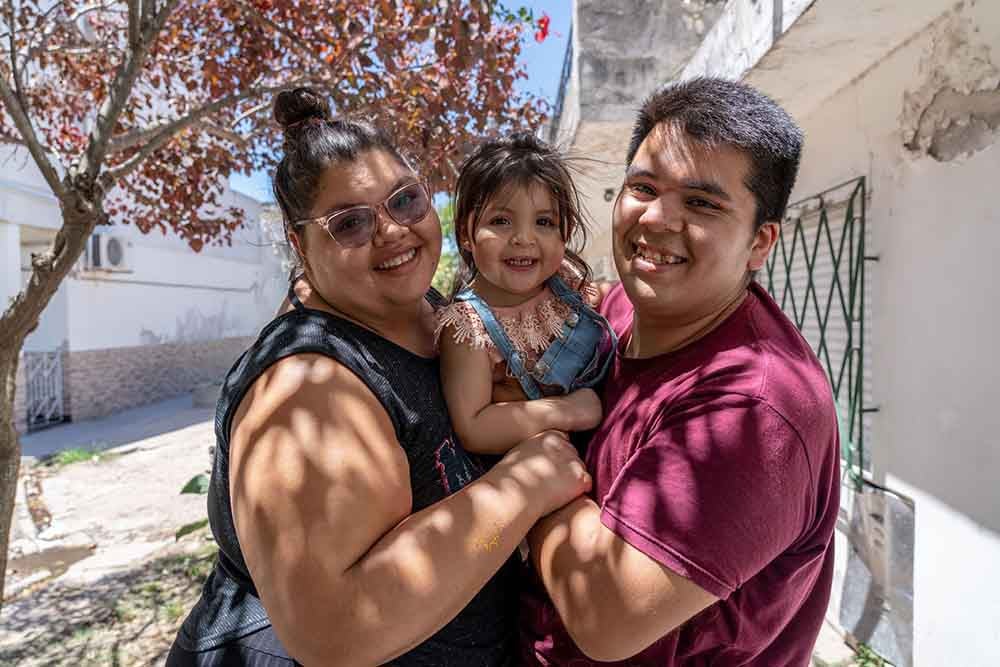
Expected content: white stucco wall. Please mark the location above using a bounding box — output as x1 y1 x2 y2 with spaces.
63 202 285 351
1 145 285 354
0 147 62 232
777 1 1000 664
0 221 20 313
569 121 630 279
676 0 1000 662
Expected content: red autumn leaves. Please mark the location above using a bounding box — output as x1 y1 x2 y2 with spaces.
0 1 549 252
535 12 551 42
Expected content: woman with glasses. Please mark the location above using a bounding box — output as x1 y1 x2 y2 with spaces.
166 87 595 667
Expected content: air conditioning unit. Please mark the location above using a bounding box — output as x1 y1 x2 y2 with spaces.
84 234 131 272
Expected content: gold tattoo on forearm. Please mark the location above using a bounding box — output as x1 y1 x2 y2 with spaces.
472 521 504 552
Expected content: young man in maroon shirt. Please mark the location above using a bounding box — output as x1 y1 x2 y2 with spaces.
521 78 841 665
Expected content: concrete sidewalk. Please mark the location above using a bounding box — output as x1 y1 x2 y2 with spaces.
19 393 214 460
812 619 858 666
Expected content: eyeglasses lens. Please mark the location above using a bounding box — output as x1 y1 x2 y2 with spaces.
387 184 430 225
330 210 377 248
325 184 430 248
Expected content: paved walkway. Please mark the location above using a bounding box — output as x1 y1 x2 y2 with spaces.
19 394 214 460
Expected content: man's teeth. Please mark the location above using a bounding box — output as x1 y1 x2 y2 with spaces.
634 245 685 265
376 248 416 269
505 258 536 266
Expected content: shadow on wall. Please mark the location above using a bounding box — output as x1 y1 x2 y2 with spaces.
175 300 243 343
138 300 246 346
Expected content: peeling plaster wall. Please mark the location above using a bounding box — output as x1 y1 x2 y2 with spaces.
557 0 726 273
567 120 632 278
901 8 1000 161
576 0 725 122
787 1 1000 663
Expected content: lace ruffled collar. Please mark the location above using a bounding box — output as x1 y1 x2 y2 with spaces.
436 285 575 365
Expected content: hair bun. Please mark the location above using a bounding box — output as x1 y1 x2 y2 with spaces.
274 87 331 130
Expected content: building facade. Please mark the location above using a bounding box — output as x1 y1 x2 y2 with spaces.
548 0 726 279
551 0 1000 665
1 147 286 434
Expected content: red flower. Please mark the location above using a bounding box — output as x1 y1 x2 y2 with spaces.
534 12 550 43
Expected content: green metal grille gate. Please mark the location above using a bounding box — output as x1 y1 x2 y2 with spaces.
763 177 874 486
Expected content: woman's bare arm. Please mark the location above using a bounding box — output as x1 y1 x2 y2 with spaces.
229 352 589 666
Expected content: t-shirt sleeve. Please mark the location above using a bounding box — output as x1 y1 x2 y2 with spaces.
599 393 813 600
598 283 630 335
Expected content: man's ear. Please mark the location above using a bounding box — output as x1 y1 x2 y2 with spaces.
748 221 780 272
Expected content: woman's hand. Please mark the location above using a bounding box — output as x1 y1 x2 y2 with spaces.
231 354 588 666
494 430 592 516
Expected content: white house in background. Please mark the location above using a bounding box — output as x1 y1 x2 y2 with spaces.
1 146 286 435
551 1 1000 665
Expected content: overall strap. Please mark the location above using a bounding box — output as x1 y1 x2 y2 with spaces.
547 275 584 307
454 288 543 400
545 275 619 391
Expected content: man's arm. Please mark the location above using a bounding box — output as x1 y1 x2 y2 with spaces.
528 496 716 662
530 396 812 662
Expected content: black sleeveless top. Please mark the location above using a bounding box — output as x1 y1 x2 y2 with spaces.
176 290 518 665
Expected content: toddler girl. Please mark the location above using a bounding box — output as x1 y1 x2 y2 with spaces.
437 133 616 455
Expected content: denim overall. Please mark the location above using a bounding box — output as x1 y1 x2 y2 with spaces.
454 276 618 400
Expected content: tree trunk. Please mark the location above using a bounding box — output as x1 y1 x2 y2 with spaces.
0 197 101 610
0 344 23 611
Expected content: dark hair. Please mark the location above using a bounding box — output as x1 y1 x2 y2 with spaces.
452 132 591 293
272 87 413 277
626 77 803 228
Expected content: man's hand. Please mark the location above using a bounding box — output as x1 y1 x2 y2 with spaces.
497 431 592 516
557 388 603 432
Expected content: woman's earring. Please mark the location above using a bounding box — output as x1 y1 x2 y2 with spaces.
289 233 310 273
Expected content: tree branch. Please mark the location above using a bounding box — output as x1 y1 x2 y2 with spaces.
234 0 369 83
100 80 316 188
127 0 141 46
0 128 27 147
16 0 123 84
232 0 315 65
108 123 175 154
4 0 25 103
203 121 247 148
231 100 270 127
78 0 181 186
0 75 67 198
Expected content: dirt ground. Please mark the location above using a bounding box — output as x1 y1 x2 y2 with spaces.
1 398 217 666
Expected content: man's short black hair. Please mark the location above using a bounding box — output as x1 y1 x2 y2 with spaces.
627 77 804 228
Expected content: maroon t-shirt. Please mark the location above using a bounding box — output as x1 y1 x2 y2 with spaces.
521 282 840 666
